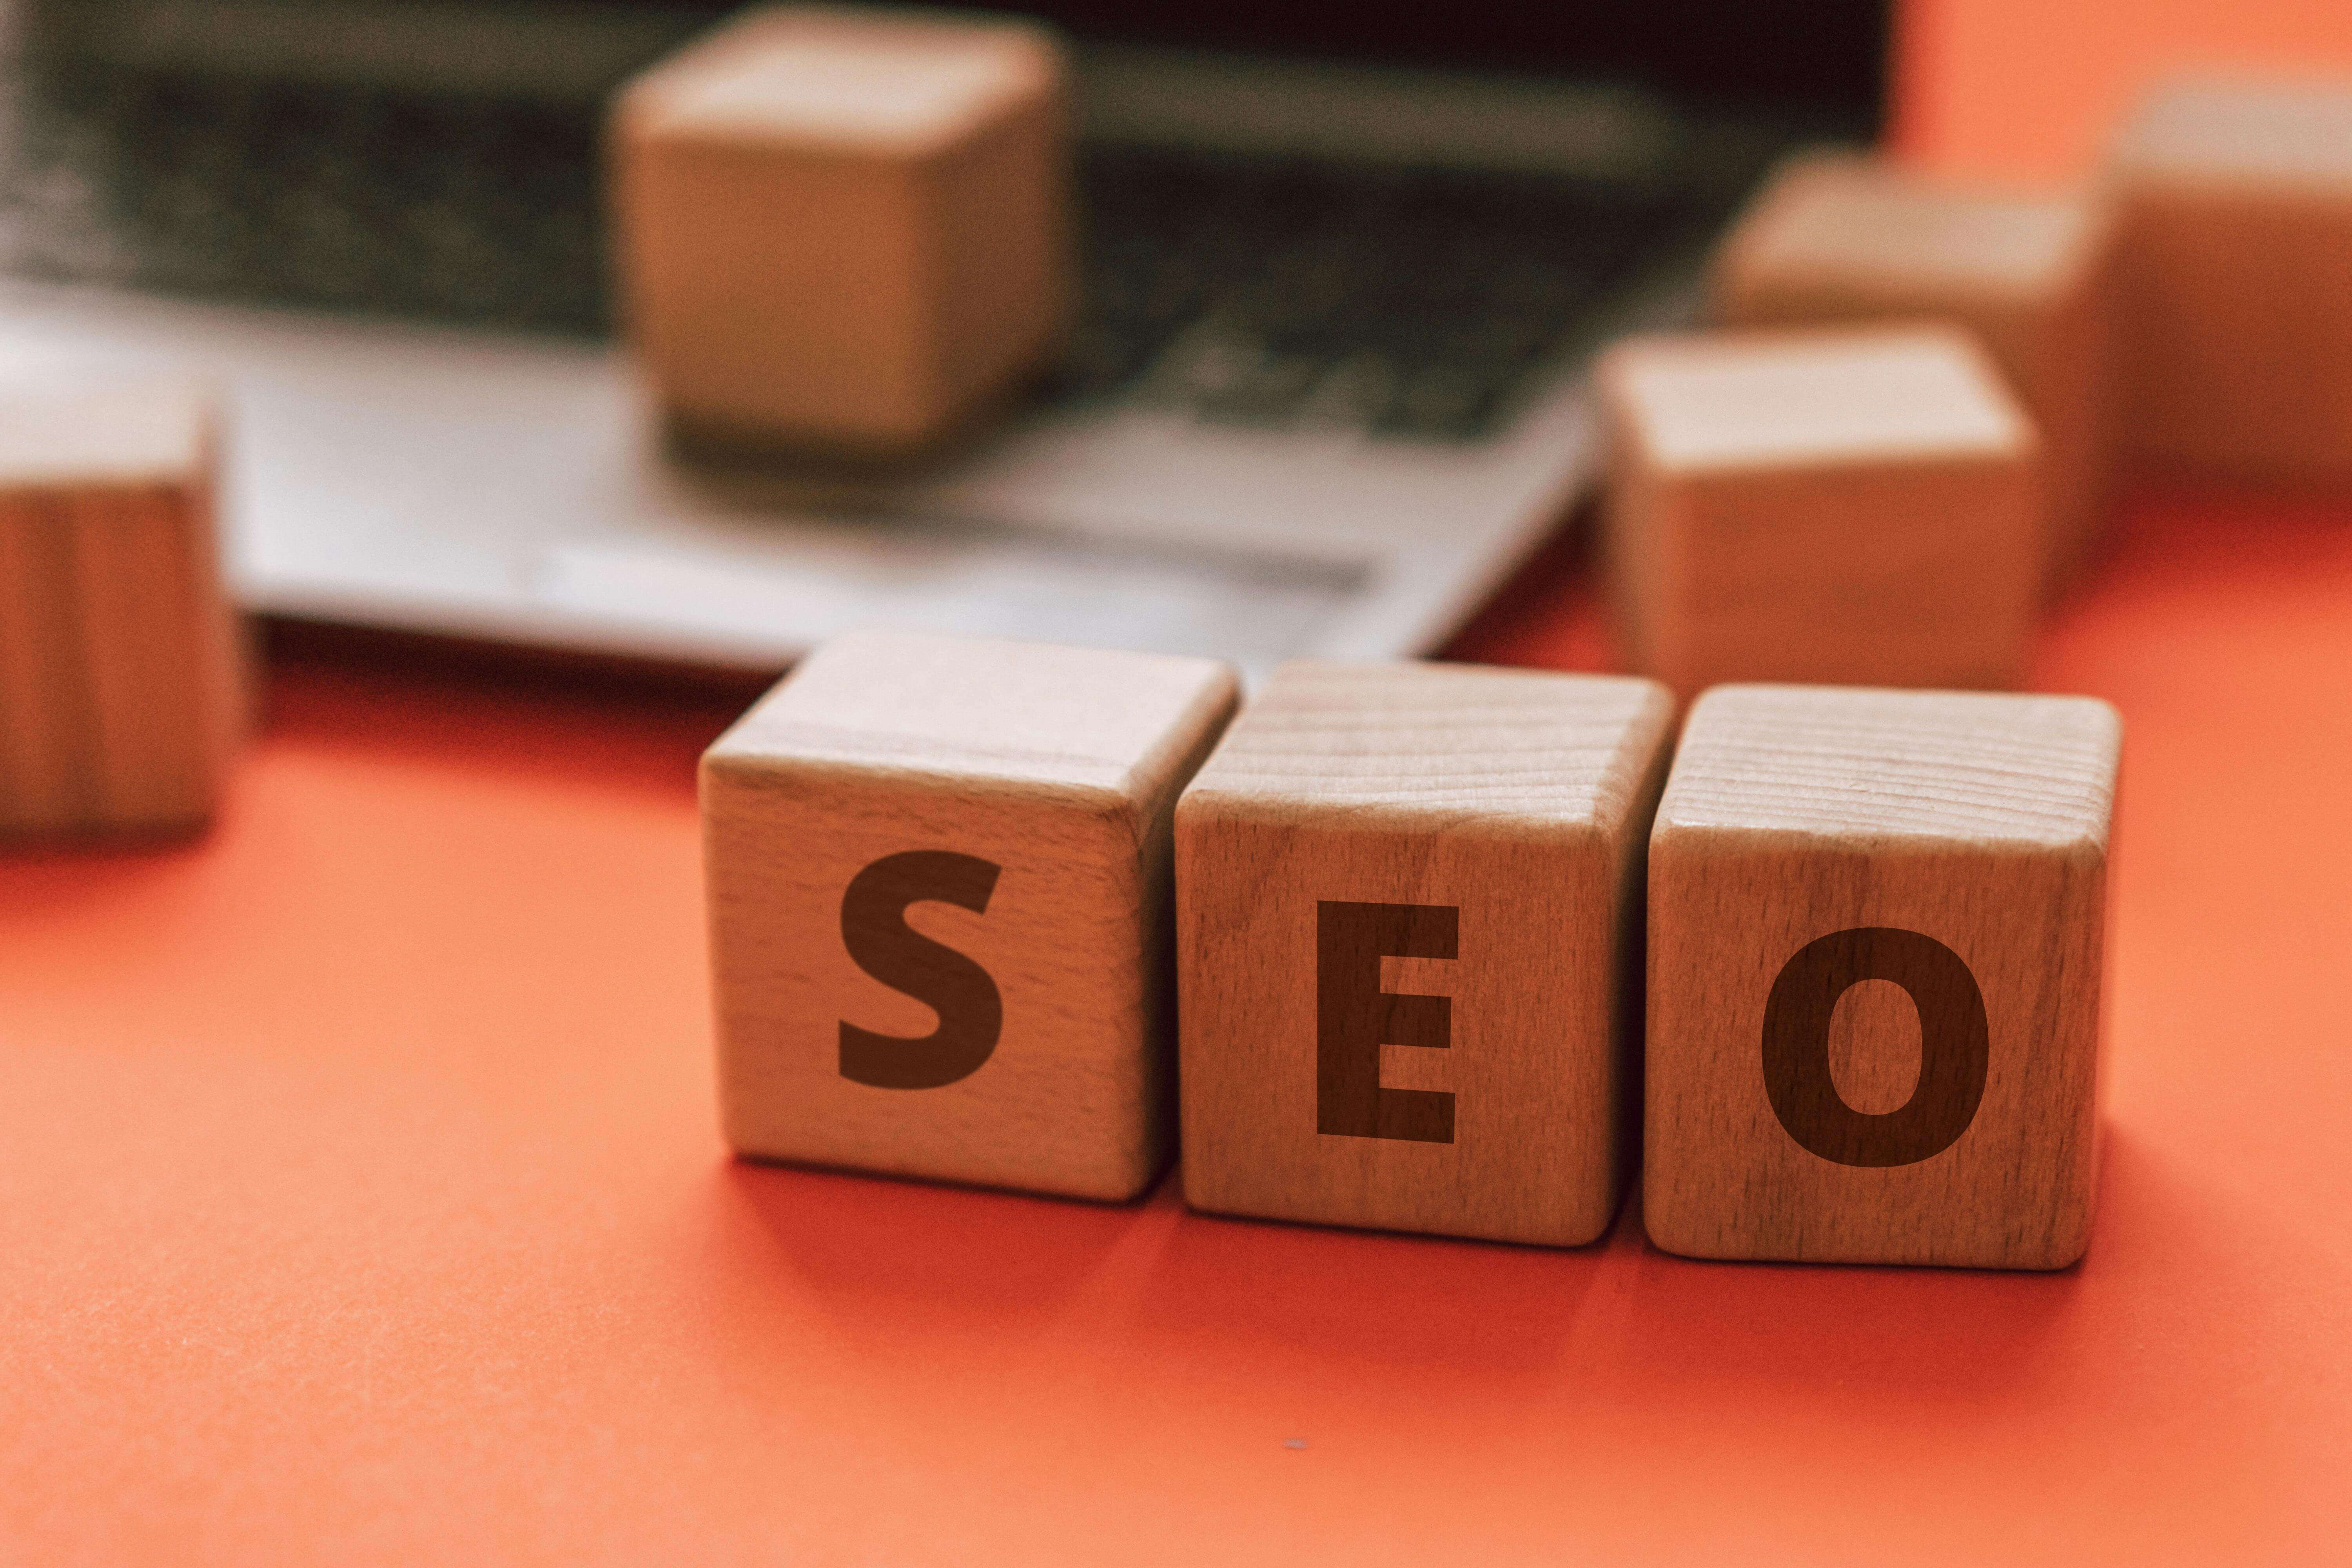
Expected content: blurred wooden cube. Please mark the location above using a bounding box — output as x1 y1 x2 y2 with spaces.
613 5 1069 461
1645 684 2120 1269
703 630 1236 1201
0 374 242 838
1598 325 2040 701
1715 154 2114 589
2111 80 2352 485
1175 660 1673 1247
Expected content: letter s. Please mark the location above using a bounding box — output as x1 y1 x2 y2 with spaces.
837 850 1003 1090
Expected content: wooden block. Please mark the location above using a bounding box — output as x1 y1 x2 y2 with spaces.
702 630 1237 1200
1599 325 2041 701
1174 661 1674 1247
1645 684 2120 1270
0 374 242 838
1715 154 2116 590
612 4 1069 461
2111 80 2352 485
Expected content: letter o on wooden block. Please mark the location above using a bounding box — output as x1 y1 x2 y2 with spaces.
613 4 1070 460
1713 153 2115 591
1644 684 2121 1270
1176 661 1675 1247
1761 927 1988 1168
2110 80 2352 485
701 630 1236 1201
0 372 242 837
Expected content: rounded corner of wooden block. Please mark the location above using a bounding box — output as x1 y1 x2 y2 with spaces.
1095 1158 1172 1207
2009 1208 2097 1272
1541 1191 1624 1252
696 741 784 800
1635 1204 1730 1264
2013 1239 2092 1273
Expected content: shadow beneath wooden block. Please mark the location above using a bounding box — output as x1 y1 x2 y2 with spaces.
0 817 216 931
719 1157 1141 1333
255 639 738 807
1130 1174 1615 1385
1613 1138 2105 1404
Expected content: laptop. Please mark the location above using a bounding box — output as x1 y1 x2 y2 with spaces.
0 0 1886 680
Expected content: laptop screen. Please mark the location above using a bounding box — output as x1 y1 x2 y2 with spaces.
612 0 1889 122
8 0 1887 337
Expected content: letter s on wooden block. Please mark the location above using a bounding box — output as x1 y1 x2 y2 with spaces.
702 630 1237 1201
1176 661 1675 1248
838 850 1003 1090
1645 684 2121 1270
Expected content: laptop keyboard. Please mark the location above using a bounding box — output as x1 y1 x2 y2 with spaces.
2 70 616 334
2 59 1709 443
1069 148 1682 439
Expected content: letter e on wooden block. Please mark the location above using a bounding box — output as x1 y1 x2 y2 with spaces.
1714 154 2115 590
613 4 1069 460
702 630 1236 1200
0 372 241 837
1176 661 1675 1247
1645 685 2121 1269
2110 80 2352 485
1599 325 2040 701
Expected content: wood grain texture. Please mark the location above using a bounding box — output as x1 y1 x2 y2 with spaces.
0 376 241 838
1715 153 2116 589
612 4 1069 461
703 630 1237 1201
1174 660 1674 1246
1599 325 2040 702
1645 684 2121 1270
0 492 85 828
2110 80 2352 485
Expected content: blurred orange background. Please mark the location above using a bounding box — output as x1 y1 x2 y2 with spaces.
1896 0 2352 176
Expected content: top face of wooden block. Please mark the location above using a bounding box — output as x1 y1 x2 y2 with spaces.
2116 79 2352 193
0 374 210 491
1657 684 2121 852
705 630 1236 801
624 4 1060 154
1180 660 1672 834
1602 326 2032 476
1727 155 2105 297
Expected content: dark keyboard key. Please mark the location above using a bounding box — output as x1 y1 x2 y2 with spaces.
1192 350 1331 427
1072 146 1696 438
1377 363 1508 441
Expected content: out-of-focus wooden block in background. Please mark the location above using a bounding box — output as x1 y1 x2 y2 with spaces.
1175 661 1672 1247
2111 79 2352 486
1715 154 2115 590
0 374 241 838
702 630 1235 1202
613 4 1069 462
1598 325 2040 701
1645 684 2121 1270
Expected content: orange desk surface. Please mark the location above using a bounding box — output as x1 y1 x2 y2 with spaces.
8 499 2348 1567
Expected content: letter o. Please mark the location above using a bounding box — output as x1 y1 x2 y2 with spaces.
1762 927 1989 1168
